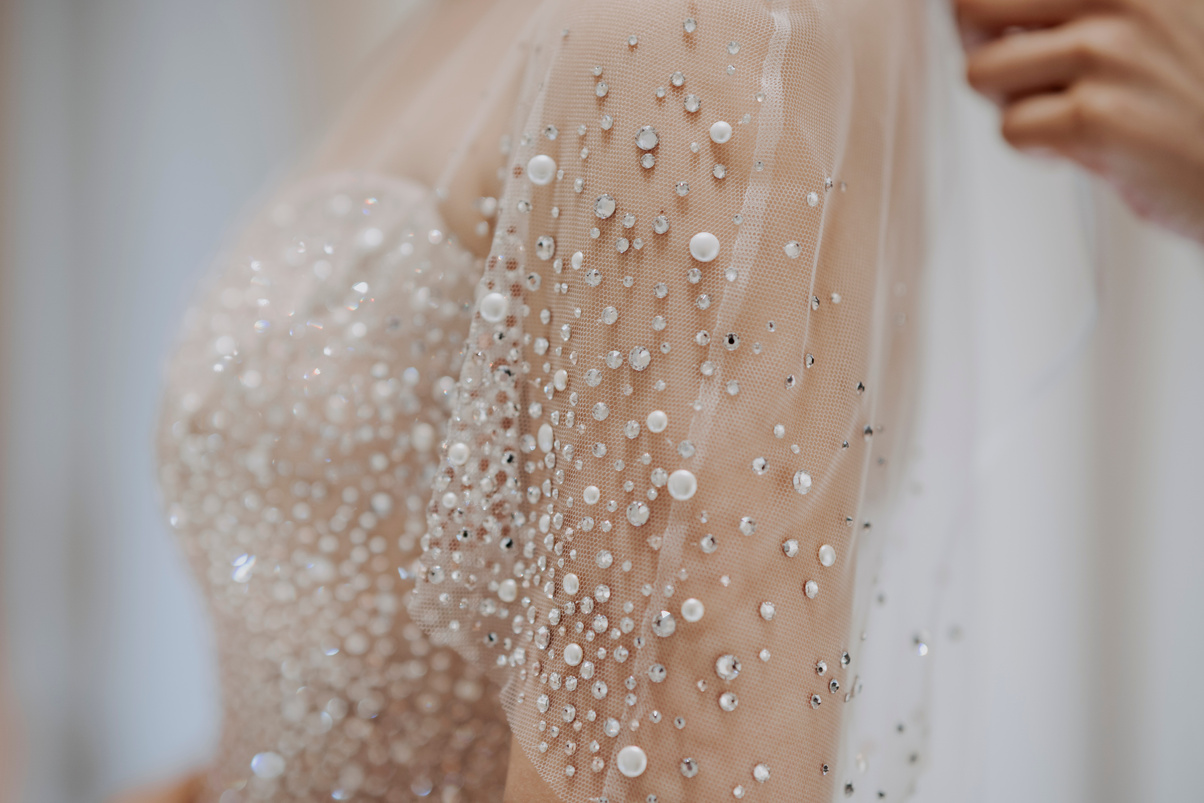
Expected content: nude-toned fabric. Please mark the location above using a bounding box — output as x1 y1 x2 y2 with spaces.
410 1 929 801
157 0 932 800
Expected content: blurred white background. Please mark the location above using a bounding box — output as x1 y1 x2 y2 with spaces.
0 2 413 800
1 2 1202 803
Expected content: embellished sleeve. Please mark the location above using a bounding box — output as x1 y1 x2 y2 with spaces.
412 1 928 801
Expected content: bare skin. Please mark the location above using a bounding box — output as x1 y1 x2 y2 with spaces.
503 743 556 803
958 0 1204 244
107 775 202 803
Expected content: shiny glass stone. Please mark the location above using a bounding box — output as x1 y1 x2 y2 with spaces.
715 654 741 681
594 194 616 219
652 610 677 637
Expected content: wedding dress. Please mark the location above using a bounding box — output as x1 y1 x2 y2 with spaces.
156 1 941 800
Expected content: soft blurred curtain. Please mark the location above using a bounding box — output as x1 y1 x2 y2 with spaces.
1 3 1202 803
0 3 413 802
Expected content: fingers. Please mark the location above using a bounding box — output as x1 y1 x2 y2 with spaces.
999 82 1125 158
954 0 1097 35
966 16 1135 101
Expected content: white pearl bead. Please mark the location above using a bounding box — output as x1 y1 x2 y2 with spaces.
479 292 507 322
616 745 648 778
804 580 819 599
667 469 697 500
680 597 705 622
447 442 470 466
562 573 580 595
818 544 836 567
411 422 435 451
538 423 554 453
563 643 584 666
440 492 458 509
553 369 568 391
583 485 600 505
689 231 720 262
710 120 733 143
527 154 557 186
498 578 518 602
646 410 668 433
251 751 286 779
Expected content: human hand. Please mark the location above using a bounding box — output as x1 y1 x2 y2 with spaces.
958 0 1204 244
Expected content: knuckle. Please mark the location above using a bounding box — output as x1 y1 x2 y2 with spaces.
1066 85 1119 136
1074 18 1135 70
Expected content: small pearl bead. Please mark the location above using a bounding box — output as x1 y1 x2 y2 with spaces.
527 154 557 186
562 573 580 595
667 469 697 500
709 120 733 143
689 231 720 263
564 643 584 666
447 442 470 466
553 369 568 391
616 745 648 778
498 578 518 602
583 485 600 505
479 292 507 322
818 544 836 567
646 410 668 433
680 597 705 622
538 423 554 453
251 752 285 779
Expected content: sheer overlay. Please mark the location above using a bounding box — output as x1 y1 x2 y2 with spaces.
410 1 928 801
157 0 934 801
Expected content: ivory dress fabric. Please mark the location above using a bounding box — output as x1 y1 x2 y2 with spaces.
157 1 932 801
